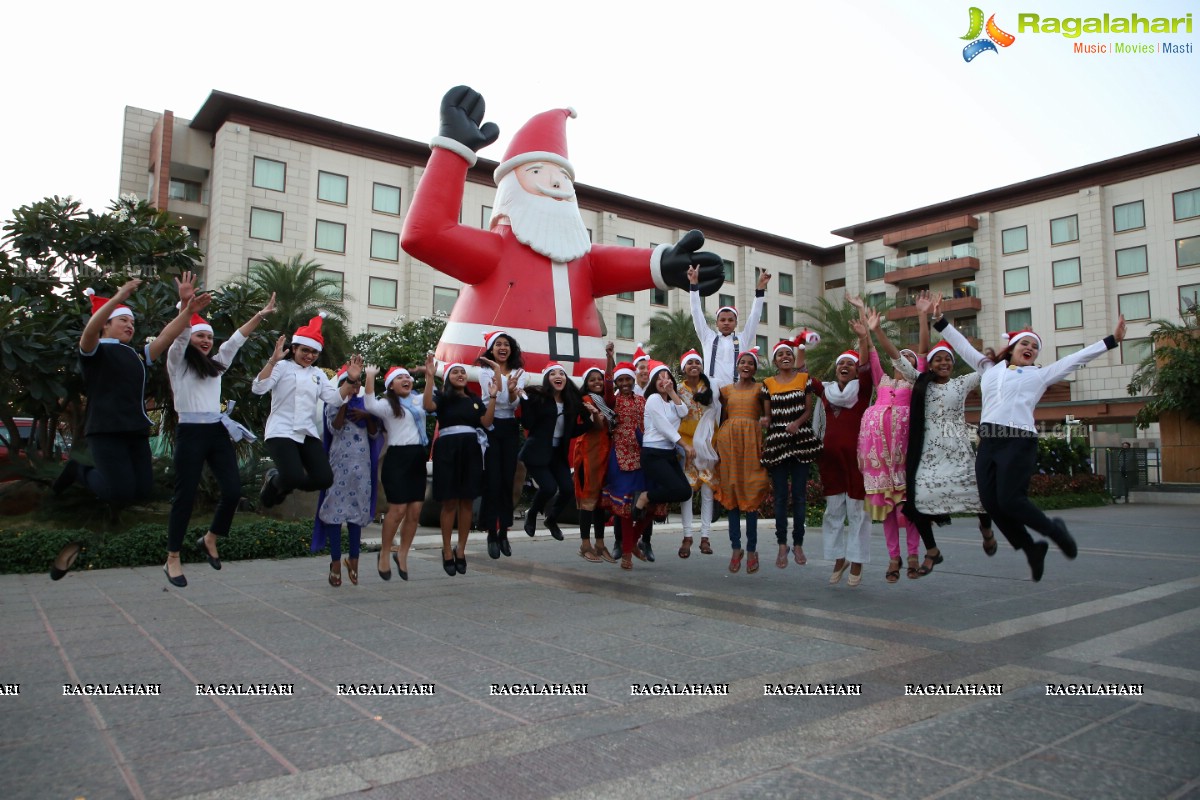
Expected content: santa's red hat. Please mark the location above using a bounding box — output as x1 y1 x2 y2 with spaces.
739 347 761 367
334 363 352 385
680 349 702 369
83 288 133 321
384 366 411 389
632 343 650 365
613 362 636 381
927 342 956 363
1003 328 1042 351
493 107 578 185
796 329 821 348
189 314 213 336
645 360 673 388
542 361 568 378
292 312 327 352
581 366 605 384
482 330 508 352
836 349 861 365
716 303 739 319
771 339 796 360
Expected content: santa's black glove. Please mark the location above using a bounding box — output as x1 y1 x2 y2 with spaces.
660 230 724 296
438 86 500 152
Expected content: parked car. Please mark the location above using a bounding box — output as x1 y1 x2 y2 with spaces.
0 418 69 480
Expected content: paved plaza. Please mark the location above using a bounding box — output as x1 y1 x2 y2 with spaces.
2 503 1198 799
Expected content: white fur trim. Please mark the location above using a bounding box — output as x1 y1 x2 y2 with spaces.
108 307 134 320
493 151 575 184
83 288 96 297
430 136 478 167
384 367 411 389
613 366 636 380
190 323 214 335
927 344 955 362
291 335 323 351
649 244 670 291
647 364 672 386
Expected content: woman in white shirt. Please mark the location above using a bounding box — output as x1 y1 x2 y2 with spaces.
630 361 692 561
476 331 525 559
252 313 361 509
165 273 274 587
363 365 429 581
935 313 1126 582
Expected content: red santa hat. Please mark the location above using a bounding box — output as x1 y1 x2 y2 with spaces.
927 342 956 363
613 361 636 381
493 107 578 185
334 363 352 385
383 366 411 390
680 349 702 369
632 343 650 365
482 330 508 352
189 314 213 336
292 312 327 352
836 349 861 365
645 360 673 388
581 366 605 384
716 303 738 319
1003 328 1042 351
83 288 134 321
771 339 796 360
542 361 568 378
739 347 761 367
796 329 821 349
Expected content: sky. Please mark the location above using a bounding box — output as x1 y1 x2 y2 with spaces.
3 0 1197 248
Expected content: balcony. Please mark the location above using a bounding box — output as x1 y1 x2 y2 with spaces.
884 243 980 286
886 285 983 321
882 214 979 248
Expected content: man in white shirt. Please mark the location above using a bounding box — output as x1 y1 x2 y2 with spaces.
689 266 770 387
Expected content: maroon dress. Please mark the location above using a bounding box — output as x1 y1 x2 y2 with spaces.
813 366 872 500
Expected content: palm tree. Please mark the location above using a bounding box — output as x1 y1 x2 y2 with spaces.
796 296 898 381
646 308 703 367
248 255 352 364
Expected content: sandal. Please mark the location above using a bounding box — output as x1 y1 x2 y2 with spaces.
343 557 358 586
699 538 713 555
328 563 342 587
620 553 632 570
679 536 693 559
729 548 744 573
885 557 902 584
775 544 789 569
916 549 943 578
906 554 919 580
594 542 616 563
981 529 998 557
793 545 807 565
747 552 760 574
579 541 601 562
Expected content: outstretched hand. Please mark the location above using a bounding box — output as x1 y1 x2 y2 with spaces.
175 271 197 304
271 335 288 363
1114 315 1127 342
185 292 213 314
115 278 142 302
439 85 500 153
660 230 724 295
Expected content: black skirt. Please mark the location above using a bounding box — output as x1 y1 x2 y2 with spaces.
432 432 483 501
382 444 428 504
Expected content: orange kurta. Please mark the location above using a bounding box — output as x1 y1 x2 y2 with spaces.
713 382 769 512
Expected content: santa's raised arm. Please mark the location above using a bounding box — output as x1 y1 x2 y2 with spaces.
401 85 725 378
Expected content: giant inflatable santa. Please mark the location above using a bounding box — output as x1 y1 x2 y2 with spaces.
401 86 726 378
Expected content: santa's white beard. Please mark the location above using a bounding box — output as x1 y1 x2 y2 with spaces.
492 172 592 263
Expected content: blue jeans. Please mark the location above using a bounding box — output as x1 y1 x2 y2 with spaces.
728 510 758 552
770 461 810 546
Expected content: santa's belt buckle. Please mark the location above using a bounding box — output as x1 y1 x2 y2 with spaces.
548 326 580 362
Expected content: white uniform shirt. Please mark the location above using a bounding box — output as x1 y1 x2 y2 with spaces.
642 394 688 449
477 367 520 420
167 327 247 414
362 393 426 447
252 360 346 442
690 287 765 387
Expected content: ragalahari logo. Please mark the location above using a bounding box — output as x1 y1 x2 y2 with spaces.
962 7 1016 61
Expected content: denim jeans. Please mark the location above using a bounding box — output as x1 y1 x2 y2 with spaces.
770 461 810 546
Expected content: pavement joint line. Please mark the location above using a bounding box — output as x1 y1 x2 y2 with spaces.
174 764 370 800
1045 605 1200 661
27 589 148 800
1097 656 1200 685
955 574 1200 643
1168 776 1200 800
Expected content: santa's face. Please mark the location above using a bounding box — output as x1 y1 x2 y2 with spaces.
584 371 604 394
293 344 320 367
716 311 738 335
516 162 573 200
103 315 135 344
1010 336 1040 367
493 170 591 263
190 330 214 354
615 375 634 396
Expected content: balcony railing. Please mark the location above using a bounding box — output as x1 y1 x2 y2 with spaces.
886 243 977 272
894 285 978 307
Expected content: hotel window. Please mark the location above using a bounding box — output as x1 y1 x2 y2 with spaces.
906 247 929 266
615 313 635 339
617 291 635 301
1179 283 1200 313
1116 245 1148 277
247 257 268 277
651 288 668 306
723 259 735 282
433 286 458 317
1118 291 1150 321
367 324 394 336
315 269 344 301
1001 226 1028 255
252 157 285 191
1173 187 1200 221
1050 215 1079 245
866 292 886 309
1056 343 1084 360
1178 235 1200 268
249 208 283 241
824 277 846 290
1113 200 1144 232
373 183 401 215
480 205 492 228
779 272 793 295
778 306 794 327
1005 308 1032 331
168 178 201 202
616 235 635 247
1121 337 1153 366
759 304 768 324
368 277 397 309
315 220 346 254
1003 266 1029 295
370 229 399 262
317 171 348 205
1052 257 1081 288
1054 300 1084 330
756 335 768 352
718 293 735 310
865 258 885 282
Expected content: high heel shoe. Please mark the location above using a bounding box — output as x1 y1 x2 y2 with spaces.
196 535 221 570
393 551 408 581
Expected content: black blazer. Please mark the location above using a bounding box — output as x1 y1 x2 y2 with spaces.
518 393 592 466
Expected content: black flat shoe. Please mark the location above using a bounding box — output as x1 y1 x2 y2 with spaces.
612 539 623 561
392 552 408 581
641 539 655 562
524 516 537 537
163 564 187 588
49 542 82 581
442 554 457 577
1027 540 1049 582
545 520 564 541
454 547 467 575
1049 518 1078 559
378 552 391 581
487 532 501 559
259 468 279 509
196 536 222 570
498 530 512 557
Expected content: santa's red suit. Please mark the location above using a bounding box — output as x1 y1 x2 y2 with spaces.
402 113 672 379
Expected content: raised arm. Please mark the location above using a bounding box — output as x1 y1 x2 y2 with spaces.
1039 315 1125 387
865 307 901 361
688 264 712 344
740 270 770 347
150 292 212 361
422 352 438 412
933 312 991 372
253 336 288 393
80 278 141 354
237 292 276 339
914 290 939 355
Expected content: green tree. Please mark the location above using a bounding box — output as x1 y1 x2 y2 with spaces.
646 308 702 368
351 316 446 374
247 255 352 365
1127 306 1200 427
795 296 896 380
